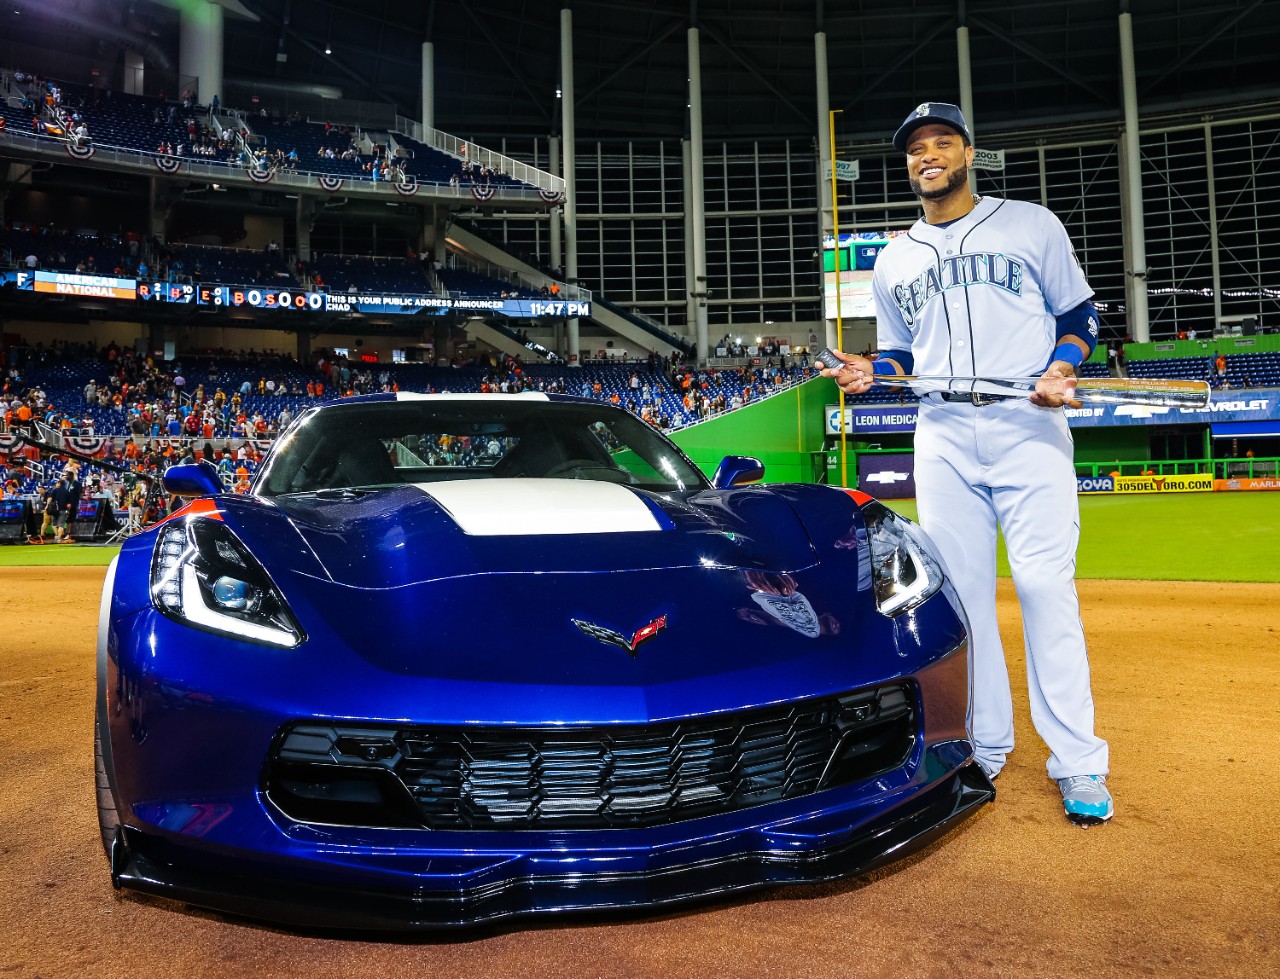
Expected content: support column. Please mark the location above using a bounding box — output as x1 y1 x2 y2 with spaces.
421 41 435 133
1204 123 1222 334
178 0 224 104
560 6 580 366
549 134 563 282
1119 7 1150 342
295 196 317 263
815 28 838 351
419 206 438 271
147 178 167 240
296 331 311 366
957 1 976 192
682 139 697 341
687 22 709 363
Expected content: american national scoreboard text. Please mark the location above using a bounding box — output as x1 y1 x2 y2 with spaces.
1 270 591 320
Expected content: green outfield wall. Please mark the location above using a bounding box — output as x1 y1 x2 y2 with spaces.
1072 427 1150 466
669 378 831 483
672 372 1268 485
671 376 1191 485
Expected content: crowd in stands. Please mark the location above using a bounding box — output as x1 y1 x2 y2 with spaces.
0 224 296 291
1 224 146 279
6 332 1280 542
0 337 820 531
244 117 389 179
3 69 238 163
2 66 560 212
306 253 431 293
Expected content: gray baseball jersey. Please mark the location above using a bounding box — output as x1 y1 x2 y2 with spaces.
871 196 1093 376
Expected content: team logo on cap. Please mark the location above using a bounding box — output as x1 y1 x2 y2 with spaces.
915 102 931 117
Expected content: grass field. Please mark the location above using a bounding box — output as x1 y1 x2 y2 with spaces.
887 492 1279 583
0 492 1275 581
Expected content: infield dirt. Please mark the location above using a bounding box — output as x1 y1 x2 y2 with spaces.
1 567 1277 978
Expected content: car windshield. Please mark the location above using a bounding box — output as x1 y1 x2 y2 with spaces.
255 397 710 495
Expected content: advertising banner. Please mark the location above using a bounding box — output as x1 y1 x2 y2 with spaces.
1063 394 1278 428
1112 474 1214 494
1216 476 1280 491
822 393 1278 435
1076 475 1116 493
826 404 919 435
856 452 917 499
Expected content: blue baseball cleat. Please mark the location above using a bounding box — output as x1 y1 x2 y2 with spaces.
1058 775 1114 826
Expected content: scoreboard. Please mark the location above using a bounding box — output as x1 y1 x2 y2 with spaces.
197 285 327 310
3 270 590 319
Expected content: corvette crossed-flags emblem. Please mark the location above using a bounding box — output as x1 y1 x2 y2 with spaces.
572 615 668 656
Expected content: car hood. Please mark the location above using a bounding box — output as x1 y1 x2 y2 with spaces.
271 480 819 588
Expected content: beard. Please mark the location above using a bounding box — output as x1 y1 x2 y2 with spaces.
910 164 970 201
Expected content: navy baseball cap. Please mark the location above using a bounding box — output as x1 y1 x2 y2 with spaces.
892 102 972 152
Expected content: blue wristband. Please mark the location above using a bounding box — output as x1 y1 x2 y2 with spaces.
1051 343 1085 368
872 348 914 376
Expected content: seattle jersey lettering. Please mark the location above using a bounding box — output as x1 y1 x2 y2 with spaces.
892 252 1024 326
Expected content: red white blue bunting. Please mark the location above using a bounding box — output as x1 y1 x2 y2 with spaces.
393 176 419 196
539 187 566 205
317 175 344 192
471 184 496 202
247 166 274 184
155 155 183 174
65 141 95 160
66 435 108 457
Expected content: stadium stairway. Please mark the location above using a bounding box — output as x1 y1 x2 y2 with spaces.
444 220 689 357
461 319 549 362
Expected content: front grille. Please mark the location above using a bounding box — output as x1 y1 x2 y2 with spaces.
267 684 916 831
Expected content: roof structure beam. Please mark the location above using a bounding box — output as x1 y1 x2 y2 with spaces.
576 17 686 106
1139 0 1270 96
699 19 811 128
456 0 552 123
969 13 1111 106
238 0 398 106
840 17 954 113
272 0 292 77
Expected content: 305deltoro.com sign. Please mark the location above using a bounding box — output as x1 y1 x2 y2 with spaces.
1112 474 1214 494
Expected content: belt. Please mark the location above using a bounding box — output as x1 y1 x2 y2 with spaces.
937 391 1006 407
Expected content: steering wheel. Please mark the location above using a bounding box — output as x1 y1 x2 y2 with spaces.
545 458 611 478
543 459 638 486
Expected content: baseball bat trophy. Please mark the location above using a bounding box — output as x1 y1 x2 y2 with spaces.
814 349 1210 408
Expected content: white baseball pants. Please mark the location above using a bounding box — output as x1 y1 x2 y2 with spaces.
913 396 1109 780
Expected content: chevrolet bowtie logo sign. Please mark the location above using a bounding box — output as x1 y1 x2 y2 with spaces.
866 471 909 484
572 615 668 656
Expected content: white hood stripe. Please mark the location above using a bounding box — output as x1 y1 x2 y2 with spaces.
416 478 664 536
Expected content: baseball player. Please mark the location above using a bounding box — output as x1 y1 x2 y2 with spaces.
823 102 1112 825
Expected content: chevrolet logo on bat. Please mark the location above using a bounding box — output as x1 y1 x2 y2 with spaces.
572 615 668 656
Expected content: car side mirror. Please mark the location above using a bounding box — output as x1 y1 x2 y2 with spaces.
163 460 225 498
712 455 765 489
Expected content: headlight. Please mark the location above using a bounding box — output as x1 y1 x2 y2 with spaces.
150 518 304 648
862 502 945 616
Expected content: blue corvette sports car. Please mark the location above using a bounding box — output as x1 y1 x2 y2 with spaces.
96 392 993 929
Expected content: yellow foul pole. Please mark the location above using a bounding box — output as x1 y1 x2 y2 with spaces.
829 109 848 487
